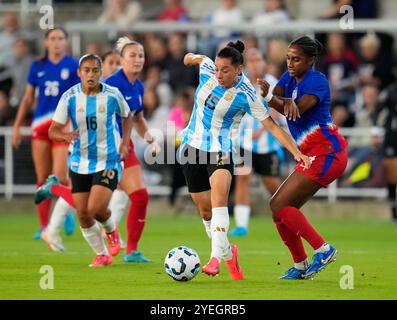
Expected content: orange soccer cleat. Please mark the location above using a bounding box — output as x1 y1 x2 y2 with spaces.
106 227 121 257
225 244 243 280
89 254 112 268
202 257 220 276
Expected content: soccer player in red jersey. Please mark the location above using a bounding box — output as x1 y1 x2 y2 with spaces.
258 36 348 279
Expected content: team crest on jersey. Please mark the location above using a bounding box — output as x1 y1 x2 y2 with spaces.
224 91 235 102
205 82 215 90
60 68 70 80
77 107 84 112
292 88 298 100
98 105 106 113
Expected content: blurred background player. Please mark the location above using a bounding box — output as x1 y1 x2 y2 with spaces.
101 50 120 80
49 54 132 267
259 36 348 280
230 48 283 237
181 40 311 280
11 28 79 240
103 37 161 263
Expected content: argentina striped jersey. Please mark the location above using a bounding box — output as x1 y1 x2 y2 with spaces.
181 57 269 153
53 83 130 174
239 73 283 154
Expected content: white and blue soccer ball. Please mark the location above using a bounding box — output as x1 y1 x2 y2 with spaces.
164 246 201 281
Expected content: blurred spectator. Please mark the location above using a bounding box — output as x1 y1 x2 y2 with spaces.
242 34 259 51
199 0 244 57
252 0 291 26
9 38 34 110
266 38 289 78
0 91 12 125
0 13 21 98
144 34 169 69
331 103 351 127
163 33 198 91
341 84 385 187
319 0 377 19
356 32 395 91
158 0 189 22
319 33 358 102
98 0 142 25
101 51 120 80
145 65 173 108
85 42 104 56
143 86 169 134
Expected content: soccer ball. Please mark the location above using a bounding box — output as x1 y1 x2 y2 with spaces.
164 246 201 281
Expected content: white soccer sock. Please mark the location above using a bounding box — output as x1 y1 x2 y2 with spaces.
202 219 212 239
211 207 232 261
294 259 310 270
47 198 73 236
234 204 251 228
81 222 109 255
108 189 129 225
100 216 116 234
315 243 330 254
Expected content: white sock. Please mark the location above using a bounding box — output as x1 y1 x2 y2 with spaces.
202 219 212 239
294 259 310 270
100 216 115 234
211 207 232 261
81 222 109 255
47 198 73 236
234 204 251 228
108 189 129 225
315 243 330 253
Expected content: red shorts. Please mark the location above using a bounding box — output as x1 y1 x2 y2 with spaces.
124 140 140 168
32 120 69 148
295 149 348 187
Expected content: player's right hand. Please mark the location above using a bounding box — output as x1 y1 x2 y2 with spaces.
62 130 79 144
283 99 300 121
294 153 312 170
12 126 22 149
257 79 270 98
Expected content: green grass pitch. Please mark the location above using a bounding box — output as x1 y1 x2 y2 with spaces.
0 199 396 300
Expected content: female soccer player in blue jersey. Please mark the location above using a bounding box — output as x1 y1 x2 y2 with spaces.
12 28 79 239
181 40 311 280
105 37 161 263
49 54 132 267
259 36 348 280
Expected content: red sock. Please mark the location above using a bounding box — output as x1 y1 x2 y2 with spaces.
36 182 51 227
126 188 149 254
275 206 325 250
275 221 307 263
51 185 75 208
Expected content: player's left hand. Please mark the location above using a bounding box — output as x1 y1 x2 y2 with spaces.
150 140 161 157
294 153 312 170
283 99 300 121
118 143 129 161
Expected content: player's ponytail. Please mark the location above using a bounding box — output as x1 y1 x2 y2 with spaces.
289 36 323 58
115 36 143 57
217 40 245 66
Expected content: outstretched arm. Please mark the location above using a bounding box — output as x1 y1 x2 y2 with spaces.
261 117 311 169
183 53 207 67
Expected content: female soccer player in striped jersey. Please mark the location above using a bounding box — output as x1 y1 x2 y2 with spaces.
49 54 132 267
181 40 311 280
37 38 161 262
259 36 348 280
12 28 79 240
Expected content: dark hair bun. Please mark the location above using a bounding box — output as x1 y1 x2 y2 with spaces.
227 40 245 54
314 39 323 55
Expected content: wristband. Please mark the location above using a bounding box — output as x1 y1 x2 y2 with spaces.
264 91 273 102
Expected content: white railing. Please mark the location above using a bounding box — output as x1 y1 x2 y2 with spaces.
0 126 387 202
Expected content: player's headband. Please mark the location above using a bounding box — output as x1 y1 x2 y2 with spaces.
79 54 102 67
